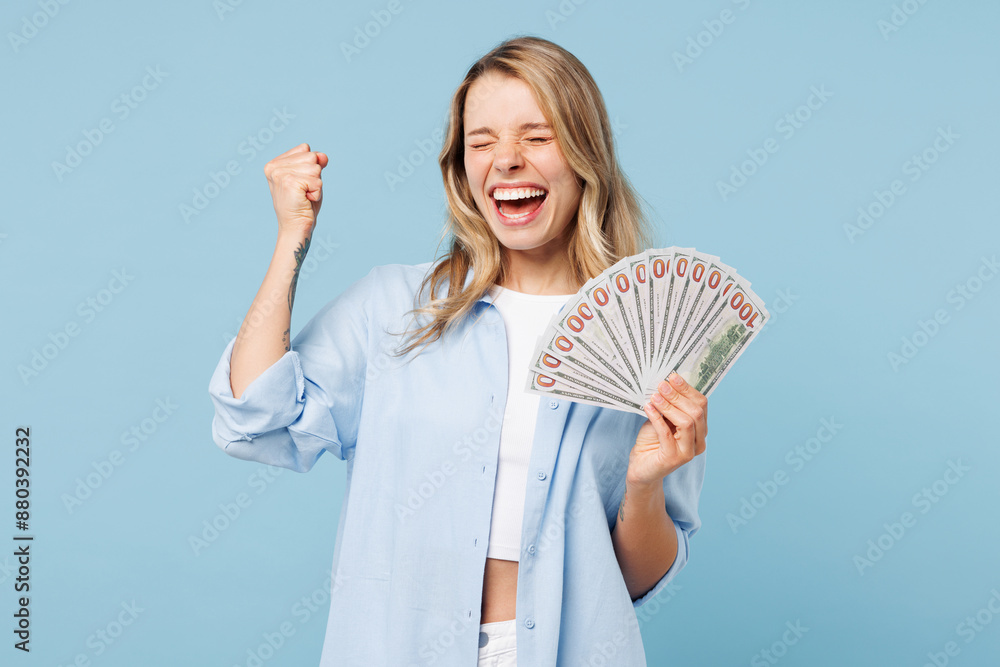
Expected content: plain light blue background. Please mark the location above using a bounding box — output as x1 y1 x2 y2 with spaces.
2 1 998 665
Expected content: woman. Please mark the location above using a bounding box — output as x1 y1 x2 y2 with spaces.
209 36 707 667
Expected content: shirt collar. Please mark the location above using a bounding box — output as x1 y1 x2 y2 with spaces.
460 263 496 306
460 262 572 313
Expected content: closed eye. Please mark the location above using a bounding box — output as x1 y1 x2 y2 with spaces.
468 136 551 149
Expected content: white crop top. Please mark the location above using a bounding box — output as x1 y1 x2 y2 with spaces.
485 283 573 561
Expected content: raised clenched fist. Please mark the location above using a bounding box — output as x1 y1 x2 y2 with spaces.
263 143 329 235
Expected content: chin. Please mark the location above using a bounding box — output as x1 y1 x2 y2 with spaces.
496 233 554 252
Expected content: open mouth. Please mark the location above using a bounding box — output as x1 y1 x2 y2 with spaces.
492 186 548 220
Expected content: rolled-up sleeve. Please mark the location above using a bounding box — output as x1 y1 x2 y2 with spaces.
207 266 376 471
631 451 706 608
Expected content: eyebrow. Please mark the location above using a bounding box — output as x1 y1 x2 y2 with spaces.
465 122 552 138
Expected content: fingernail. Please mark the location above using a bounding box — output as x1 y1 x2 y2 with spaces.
670 372 685 386
652 392 664 404
658 381 674 395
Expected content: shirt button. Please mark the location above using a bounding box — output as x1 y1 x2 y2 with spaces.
527 544 536 555
549 399 559 409
537 470 546 481
524 617 534 629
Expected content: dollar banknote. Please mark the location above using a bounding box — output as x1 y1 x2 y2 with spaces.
525 246 768 416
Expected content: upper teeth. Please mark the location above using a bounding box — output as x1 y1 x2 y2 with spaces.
492 187 546 201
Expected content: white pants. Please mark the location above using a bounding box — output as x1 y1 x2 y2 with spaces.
477 619 517 666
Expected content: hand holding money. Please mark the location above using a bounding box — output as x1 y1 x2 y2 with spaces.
627 371 709 488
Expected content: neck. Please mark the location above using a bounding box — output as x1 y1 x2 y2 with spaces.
500 248 578 295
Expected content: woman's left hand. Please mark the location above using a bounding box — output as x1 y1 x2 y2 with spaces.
627 372 708 489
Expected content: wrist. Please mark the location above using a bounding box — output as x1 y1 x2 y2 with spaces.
275 228 312 252
623 476 664 505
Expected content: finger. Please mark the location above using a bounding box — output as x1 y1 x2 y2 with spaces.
274 143 311 159
667 372 708 410
665 372 708 436
306 180 323 202
266 164 323 187
271 170 322 198
647 396 678 441
658 380 707 455
643 402 673 445
656 379 704 426
650 394 697 458
298 177 323 199
272 154 325 171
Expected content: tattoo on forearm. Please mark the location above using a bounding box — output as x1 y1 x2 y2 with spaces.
281 328 290 352
288 236 311 312
618 488 627 523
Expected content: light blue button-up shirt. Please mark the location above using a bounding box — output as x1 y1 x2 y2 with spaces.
208 261 705 666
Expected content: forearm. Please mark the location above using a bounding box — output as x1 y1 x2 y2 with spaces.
230 231 311 399
611 478 677 601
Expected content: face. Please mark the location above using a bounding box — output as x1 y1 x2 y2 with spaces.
463 71 583 257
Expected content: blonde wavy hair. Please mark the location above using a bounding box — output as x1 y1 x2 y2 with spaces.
393 35 654 357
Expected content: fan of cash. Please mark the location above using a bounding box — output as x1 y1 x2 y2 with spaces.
524 247 768 416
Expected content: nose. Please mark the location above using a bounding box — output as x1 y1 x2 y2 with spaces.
492 136 523 172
